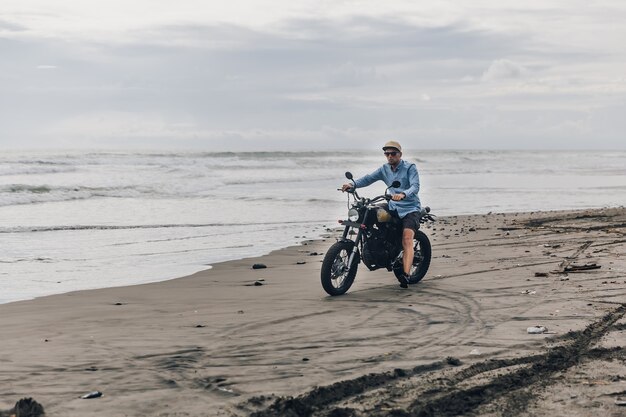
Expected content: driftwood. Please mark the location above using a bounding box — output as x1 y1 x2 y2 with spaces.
556 241 592 272
551 241 601 274
564 263 602 273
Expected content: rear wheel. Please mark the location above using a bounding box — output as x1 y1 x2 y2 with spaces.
321 241 359 296
393 230 432 284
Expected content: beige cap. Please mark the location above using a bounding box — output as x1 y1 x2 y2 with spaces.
382 140 402 152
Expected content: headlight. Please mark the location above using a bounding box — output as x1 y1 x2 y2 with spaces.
348 208 359 222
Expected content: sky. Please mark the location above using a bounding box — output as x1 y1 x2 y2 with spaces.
1 1 625 150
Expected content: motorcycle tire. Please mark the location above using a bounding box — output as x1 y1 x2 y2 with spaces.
393 230 432 285
320 240 359 296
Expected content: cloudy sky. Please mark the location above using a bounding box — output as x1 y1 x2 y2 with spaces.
1 1 625 150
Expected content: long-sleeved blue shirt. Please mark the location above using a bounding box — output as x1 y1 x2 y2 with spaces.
353 159 421 218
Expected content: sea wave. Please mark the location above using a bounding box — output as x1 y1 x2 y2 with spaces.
0 184 158 207
223 175 337 185
0 219 327 234
0 165 77 176
7 185 52 193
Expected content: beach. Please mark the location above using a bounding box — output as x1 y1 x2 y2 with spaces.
1 207 625 416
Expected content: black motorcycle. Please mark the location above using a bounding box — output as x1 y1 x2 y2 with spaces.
321 172 436 296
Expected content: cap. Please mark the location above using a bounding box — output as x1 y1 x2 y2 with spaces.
382 140 402 152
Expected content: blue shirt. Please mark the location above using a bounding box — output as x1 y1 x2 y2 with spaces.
353 159 421 218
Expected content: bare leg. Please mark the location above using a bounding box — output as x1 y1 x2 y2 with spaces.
402 228 415 276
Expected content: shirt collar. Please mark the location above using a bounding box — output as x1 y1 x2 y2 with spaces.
390 159 404 172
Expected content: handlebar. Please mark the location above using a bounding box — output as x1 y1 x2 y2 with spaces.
338 190 395 203
369 194 391 203
338 186 361 200
339 186 436 222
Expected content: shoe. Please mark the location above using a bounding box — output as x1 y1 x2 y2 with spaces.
398 273 409 289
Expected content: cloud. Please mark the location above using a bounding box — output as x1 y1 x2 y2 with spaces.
327 62 379 87
1 12 625 150
481 59 527 81
0 19 27 32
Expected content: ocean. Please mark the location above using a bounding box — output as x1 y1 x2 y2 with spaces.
1 149 625 304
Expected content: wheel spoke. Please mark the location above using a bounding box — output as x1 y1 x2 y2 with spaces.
330 250 350 288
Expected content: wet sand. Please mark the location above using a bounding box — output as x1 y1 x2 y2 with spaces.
0 208 624 417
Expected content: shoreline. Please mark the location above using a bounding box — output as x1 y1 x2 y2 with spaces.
1 207 625 416
2 205 620 307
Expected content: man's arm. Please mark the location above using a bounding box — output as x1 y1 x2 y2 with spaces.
401 164 420 197
353 166 384 189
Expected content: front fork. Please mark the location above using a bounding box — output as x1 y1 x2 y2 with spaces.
342 211 369 271
345 231 362 271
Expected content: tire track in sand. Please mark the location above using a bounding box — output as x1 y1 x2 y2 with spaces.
241 304 626 417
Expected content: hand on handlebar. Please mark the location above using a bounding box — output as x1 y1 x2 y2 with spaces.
391 193 405 201
341 183 354 192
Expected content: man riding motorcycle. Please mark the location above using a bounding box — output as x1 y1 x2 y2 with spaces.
341 140 421 288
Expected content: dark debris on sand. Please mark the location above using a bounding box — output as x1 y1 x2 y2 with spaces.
0 398 45 417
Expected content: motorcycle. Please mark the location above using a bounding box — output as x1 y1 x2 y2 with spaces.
320 171 436 296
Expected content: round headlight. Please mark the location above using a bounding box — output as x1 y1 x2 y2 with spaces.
348 208 359 222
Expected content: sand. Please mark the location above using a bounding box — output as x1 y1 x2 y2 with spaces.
0 208 625 417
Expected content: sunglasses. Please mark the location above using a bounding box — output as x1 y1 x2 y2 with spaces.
384 151 399 156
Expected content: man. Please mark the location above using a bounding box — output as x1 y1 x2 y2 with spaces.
341 140 421 288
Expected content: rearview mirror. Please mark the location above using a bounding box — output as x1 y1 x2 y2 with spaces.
345 172 353 180
391 180 401 188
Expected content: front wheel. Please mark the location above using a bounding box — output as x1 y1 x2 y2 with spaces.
321 241 359 296
393 230 432 284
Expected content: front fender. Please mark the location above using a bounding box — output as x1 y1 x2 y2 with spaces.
339 220 364 228
338 238 356 245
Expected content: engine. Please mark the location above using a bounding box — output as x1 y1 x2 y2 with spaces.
362 229 396 270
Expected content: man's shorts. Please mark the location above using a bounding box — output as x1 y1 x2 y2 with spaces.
401 211 421 234
390 209 420 234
